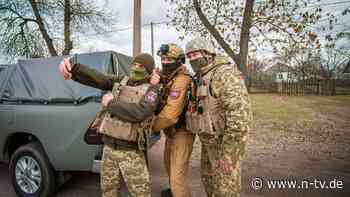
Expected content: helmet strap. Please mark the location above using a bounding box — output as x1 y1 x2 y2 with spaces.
201 51 214 65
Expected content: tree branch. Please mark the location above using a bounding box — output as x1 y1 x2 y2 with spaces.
192 0 240 64
238 0 255 78
62 0 72 55
28 0 58 56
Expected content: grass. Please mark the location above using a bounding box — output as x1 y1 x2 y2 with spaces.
251 94 312 122
250 94 350 131
336 87 350 95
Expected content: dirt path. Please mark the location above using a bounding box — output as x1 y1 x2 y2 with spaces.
240 95 350 197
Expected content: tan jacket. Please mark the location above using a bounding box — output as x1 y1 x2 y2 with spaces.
152 66 191 132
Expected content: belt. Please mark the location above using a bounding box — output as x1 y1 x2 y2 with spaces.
102 135 139 150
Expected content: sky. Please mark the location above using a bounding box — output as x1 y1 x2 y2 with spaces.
0 0 349 65
71 0 192 66
72 0 350 62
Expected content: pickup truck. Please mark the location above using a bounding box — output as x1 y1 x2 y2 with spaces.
0 51 132 197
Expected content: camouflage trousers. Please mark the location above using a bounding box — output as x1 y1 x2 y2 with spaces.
199 134 242 197
101 144 151 197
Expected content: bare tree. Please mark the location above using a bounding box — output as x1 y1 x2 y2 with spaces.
0 0 117 59
165 0 340 83
274 43 318 81
320 47 349 80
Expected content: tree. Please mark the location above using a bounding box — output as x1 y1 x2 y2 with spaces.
275 44 322 81
166 0 332 83
248 56 268 81
320 46 349 80
0 0 117 59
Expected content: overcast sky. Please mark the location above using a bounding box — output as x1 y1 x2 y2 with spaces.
71 0 191 65
0 0 349 65
73 0 350 61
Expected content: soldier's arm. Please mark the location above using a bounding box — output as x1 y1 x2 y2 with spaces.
105 85 161 123
71 63 124 91
152 74 191 132
212 68 252 166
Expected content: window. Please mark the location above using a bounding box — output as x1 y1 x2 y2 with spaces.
278 73 283 79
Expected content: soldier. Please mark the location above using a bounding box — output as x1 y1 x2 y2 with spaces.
59 53 161 197
151 44 195 197
184 38 252 197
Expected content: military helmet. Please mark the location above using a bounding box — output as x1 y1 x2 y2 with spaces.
185 37 216 55
157 43 186 63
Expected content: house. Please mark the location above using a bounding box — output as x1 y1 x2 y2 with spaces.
265 62 297 82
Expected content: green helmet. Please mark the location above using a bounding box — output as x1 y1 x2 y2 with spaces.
185 37 216 55
157 43 186 63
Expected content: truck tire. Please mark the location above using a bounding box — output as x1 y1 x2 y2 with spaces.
9 142 56 197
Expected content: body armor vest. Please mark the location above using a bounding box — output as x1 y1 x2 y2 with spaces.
186 66 226 135
98 77 152 144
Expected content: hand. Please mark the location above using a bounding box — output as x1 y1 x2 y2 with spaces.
102 93 114 107
150 69 161 85
216 159 234 175
58 57 74 80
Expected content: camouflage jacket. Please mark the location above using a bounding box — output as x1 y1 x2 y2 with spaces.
204 58 253 163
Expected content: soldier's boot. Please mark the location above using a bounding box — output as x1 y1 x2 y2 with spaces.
161 188 173 197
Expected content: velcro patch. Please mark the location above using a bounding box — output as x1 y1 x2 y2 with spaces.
169 90 181 100
145 90 157 105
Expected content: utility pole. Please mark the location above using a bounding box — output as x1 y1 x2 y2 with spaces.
133 0 141 57
151 22 154 57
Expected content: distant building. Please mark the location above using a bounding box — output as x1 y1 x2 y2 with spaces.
265 62 297 82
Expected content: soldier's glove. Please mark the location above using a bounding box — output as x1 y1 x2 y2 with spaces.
102 93 114 107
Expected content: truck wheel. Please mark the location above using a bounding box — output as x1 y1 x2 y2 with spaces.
9 142 56 197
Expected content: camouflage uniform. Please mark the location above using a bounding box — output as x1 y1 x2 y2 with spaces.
101 144 151 197
71 54 160 197
153 44 195 197
185 39 252 197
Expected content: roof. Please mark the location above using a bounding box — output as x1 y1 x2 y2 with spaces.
266 62 290 73
0 51 132 102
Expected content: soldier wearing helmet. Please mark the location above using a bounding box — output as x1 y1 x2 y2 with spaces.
185 37 253 197
151 43 195 197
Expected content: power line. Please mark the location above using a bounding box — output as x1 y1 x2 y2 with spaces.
308 0 350 8
73 1 350 39
73 21 170 39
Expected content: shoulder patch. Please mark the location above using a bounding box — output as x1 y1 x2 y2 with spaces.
169 90 181 100
145 90 157 105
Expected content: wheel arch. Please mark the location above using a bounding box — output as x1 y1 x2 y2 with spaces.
3 132 44 161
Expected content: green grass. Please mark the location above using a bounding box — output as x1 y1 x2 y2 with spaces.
251 94 313 123
250 94 350 130
336 87 350 95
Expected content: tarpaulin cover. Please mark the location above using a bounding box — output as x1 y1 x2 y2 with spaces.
0 51 132 102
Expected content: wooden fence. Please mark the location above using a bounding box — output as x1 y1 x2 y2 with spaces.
279 79 336 96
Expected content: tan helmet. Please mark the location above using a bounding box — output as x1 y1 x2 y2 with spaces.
157 43 186 63
185 37 216 55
